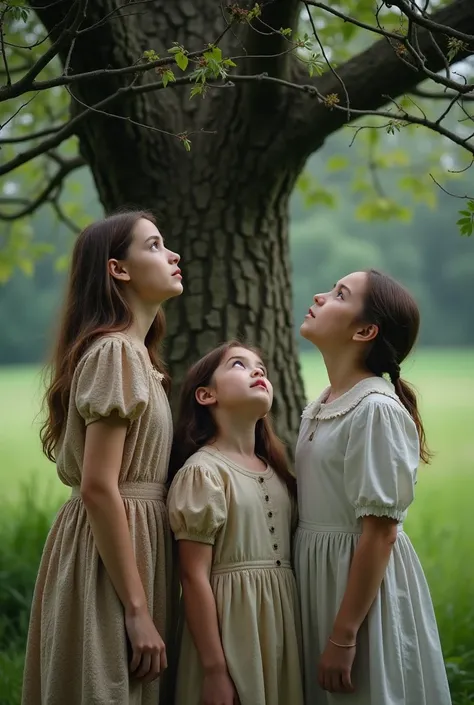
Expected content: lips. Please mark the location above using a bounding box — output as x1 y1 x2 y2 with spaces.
172 268 182 277
308 308 315 318
251 380 267 391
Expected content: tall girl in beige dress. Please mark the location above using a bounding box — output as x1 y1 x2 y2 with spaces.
167 342 304 705
22 211 183 705
295 269 451 705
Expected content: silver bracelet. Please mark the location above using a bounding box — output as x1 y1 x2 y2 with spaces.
329 637 357 649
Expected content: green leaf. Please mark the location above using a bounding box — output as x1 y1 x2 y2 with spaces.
204 45 222 63
162 69 175 87
189 83 204 99
182 137 192 152
143 49 160 63
175 51 188 71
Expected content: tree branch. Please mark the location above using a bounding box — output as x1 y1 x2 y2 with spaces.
0 155 85 220
291 0 474 154
411 88 474 101
387 0 474 44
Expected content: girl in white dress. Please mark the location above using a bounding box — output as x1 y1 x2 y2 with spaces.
294 269 451 705
167 342 304 705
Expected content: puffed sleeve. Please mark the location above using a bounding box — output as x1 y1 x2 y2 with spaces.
344 398 420 522
75 337 149 425
168 465 227 545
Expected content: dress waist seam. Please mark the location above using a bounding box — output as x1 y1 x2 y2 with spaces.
69 481 168 501
212 559 292 574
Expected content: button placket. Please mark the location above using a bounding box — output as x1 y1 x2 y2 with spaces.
256 475 282 567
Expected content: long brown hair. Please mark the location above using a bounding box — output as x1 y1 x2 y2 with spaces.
40 210 170 462
169 341 296 496
361 269 432 463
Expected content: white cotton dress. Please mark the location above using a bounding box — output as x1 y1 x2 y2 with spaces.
294 376 452 705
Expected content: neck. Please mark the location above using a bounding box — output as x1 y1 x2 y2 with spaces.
124 293 161 345
320 347 374 400
212 410 258 457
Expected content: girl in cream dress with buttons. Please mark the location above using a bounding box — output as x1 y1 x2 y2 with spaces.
294 269 451 705
22 212 183 705
167 342 304 705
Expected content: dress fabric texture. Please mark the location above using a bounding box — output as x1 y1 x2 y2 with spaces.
22 333 176 705
294 376 452 705
168 446 304 705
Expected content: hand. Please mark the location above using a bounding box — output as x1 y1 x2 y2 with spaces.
125 608 167 682
318 639 356 693
202 670 239 705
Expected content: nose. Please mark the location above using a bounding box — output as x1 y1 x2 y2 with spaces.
251 367 265 378
313 293 325 306
168 249 180 264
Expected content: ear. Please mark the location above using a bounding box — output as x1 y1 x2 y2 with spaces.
195 386 217 407
352 323 378 343
108 258 131 282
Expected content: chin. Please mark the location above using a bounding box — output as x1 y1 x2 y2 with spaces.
300 321 311 340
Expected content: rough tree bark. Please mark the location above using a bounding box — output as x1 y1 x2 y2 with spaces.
30 0 474 448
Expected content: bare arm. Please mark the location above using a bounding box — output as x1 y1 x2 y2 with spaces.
331 515 398 644
178 541 227 673
179 541 238 705
318 515 398 693
81 416 166 680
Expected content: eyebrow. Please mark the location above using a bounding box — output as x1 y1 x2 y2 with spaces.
227 354 266 368
333 282 352 295
145 234 164 244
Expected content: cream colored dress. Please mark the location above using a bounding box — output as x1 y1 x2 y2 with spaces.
294 377 451 705
22 333 175 705
168 446 304 705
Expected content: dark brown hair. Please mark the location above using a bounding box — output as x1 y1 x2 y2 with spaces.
361 269 432 463
169 341 296 496
40 210 169 462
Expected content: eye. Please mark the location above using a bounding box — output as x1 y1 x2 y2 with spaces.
336 289 344 300
232 360 245 369
150 239 161 251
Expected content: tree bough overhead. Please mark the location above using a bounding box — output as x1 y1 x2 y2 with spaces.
1 0 474 445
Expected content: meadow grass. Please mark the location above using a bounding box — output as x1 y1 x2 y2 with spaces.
0 348 473 703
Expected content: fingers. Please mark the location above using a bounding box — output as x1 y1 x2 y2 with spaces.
130 646 141 674
135 652 152 680
131 642 168 682
143 650 161 683
319 667 353 693
160 643 168 672
341 669 355 693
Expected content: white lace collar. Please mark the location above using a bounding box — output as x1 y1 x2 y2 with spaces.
301 376 400 421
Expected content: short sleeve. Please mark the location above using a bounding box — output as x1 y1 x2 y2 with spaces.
75 337 149 425
344 398 419 522
168 465 227 545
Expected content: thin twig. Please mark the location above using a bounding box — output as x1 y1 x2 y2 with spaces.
0 155 84 220
0 124 64 144
0 6 11 87
304 2 350 119
429 173 474 199
388 0 474 43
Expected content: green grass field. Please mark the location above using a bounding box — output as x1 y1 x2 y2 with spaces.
0 349 473 702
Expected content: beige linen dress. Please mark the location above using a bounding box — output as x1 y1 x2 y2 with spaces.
294 377 451 705
22 333 175 705
168 446 304 705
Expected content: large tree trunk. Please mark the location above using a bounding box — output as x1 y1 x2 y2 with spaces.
32 0 309 447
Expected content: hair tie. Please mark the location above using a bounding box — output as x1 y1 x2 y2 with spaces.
389 362 401 383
